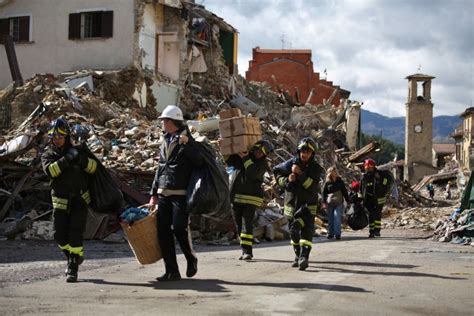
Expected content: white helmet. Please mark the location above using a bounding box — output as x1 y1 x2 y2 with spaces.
158 105 184 121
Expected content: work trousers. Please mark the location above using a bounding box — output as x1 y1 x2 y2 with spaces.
53 196 88 253
232 203 256 253
366 201 383 233
289 206 315 248
232 203 256 237
157 195 196 275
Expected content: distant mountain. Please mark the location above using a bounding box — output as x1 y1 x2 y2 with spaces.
361 109 462 145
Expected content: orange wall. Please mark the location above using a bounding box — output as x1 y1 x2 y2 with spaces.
245 47 343 106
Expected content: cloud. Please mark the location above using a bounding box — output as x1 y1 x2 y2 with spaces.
203 0 474 117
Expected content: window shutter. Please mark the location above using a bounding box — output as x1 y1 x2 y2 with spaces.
101 11 113 38
19 16 30 42
0 18 8 43
69 13 81 39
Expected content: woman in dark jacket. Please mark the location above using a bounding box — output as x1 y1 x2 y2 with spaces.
322 167 349 240
149 105 203 282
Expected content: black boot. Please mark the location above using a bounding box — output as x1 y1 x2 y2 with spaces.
156 272 181 282
66 254 79 283
186 256 198 278
298 246 311 271
291 245 300 268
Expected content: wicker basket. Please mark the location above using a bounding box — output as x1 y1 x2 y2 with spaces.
121 208 162 265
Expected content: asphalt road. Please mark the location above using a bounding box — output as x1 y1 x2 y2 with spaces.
1 229 473 315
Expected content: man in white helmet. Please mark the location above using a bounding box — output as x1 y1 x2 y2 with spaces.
149 105 203 281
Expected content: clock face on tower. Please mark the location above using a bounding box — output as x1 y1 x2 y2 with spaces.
414 124 423 133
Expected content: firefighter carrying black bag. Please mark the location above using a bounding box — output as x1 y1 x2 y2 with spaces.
274 137 324 271
360 158 394 238
71 124 124 214
41 118 97 283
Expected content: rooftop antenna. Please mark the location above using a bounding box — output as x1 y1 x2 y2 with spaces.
280 33 285 49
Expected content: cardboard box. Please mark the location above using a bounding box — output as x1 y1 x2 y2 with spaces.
219 116 261 138
219 134 261 155
219 108 242 120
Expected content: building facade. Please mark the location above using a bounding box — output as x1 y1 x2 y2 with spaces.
245 47 349 107
0 0 238 112
452 108 474 173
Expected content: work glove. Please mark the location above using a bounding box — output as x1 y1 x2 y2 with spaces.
75 151 89 169
65 148 79 161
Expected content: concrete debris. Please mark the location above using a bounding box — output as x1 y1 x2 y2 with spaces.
21 221 55 241
383 206 453 231
430 209 474 244
0 61 462 245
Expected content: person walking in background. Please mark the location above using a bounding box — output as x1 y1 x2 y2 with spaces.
226 140 273 261
360 158 393 238
427 183 435 199
445 181 452 199
149 105 203 282
322 167 350 240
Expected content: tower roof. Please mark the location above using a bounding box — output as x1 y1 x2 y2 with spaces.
460 107 474 118
405 73 436 80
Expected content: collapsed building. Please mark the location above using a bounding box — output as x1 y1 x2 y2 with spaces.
0 0 464 245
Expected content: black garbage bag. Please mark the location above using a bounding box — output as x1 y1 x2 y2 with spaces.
83 145 124 214
187 142 231 215
346 203 368 230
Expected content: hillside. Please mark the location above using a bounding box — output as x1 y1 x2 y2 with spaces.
361 109 461 144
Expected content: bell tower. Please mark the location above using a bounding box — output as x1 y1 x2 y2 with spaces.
404 73 437 184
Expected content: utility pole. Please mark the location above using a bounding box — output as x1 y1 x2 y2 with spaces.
3 35 24 85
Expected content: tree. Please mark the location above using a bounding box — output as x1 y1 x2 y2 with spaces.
361 133 404 164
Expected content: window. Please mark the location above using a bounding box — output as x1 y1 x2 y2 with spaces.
69 11 113 40
0 16 30 42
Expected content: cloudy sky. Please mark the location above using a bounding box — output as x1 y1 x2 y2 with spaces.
202 0 473 117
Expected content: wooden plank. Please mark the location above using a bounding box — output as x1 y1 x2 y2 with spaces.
0 166 37 220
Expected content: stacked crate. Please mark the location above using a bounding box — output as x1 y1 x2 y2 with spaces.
218 108 262 155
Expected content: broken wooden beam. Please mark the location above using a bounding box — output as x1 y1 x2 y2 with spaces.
348 141 380 163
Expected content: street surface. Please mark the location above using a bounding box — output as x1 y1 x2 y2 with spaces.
1 229 473 315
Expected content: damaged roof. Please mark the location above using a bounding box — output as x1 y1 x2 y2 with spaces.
183 2 237 33
432 143 455 154
460 107 474 118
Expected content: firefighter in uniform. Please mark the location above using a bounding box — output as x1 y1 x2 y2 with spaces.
360 158 392 238
274 137 324 270
41 118 97 282
149 105 203 282
226 140 273 260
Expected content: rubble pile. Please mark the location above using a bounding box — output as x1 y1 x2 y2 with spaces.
0 66 460 244
383 206 453 231
0 69 164 240
431 208 474 245
0 68 162 170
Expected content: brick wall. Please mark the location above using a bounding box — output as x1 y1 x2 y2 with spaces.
245 47 346 106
